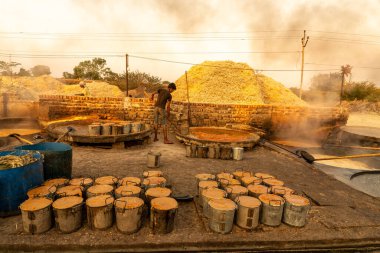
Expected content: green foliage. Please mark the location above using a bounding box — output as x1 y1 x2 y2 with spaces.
0 61 21 75
31 65 51 76
342 81 380 102
71 58 116 80
117 70 162 92
17 68 31 76
62 72 74 79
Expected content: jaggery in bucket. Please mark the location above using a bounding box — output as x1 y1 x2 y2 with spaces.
235 196 261 230
52 196 83 233
56 185 84 198
145 187 172 203
43 178 69 189
95 175 118 188
201 188 227 217
69 177 94 192
20 197 53 234
86 184 114 198
147 152 161 168
118 176 141 187
150 197 178 234
282 194 310 227
114 197 145 234
86 195 114 230
208 198 237 234
115 185 142 199
27 185 57 200
259 194 285 226
198 180 218 196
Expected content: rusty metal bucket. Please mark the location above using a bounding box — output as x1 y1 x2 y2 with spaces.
235 196 261 230
150 197 178 234
52 196 83 233
147 151 161 168
20 198 53 234
86 195 114 230
114 197 145 234
198 180 218 196
282 195 310 227
208 198 237 234
259 194 285 226
201 188 227 217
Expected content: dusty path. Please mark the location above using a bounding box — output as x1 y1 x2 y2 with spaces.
1 133 380 252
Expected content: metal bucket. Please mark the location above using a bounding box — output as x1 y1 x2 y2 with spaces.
216 172 234 182
219 178 241 190
141 177 167 190
225 185 248 201
185 143 191 157
147 152 161 168
114 197 145 234
232 170 252 181
232 147 244 160
198 180 219 196
195 173 216 184
190 144 197 158
43 178 69 189
111 124 123 135
131 122 142 133
255 172 274 180
196 146 208 158
143 170 163 178
201 188 227 216
86 195 114 230
145 187 172 203
27 185 57 200
220 147 232 160
118 176 141 187
20 197 53 234
247 184 269 198
263 178 284 188
122 122 132 134
235 196 261 230
241 176 262 187
208 198 236 234
270 186 295 197
282 195 310 227
88 123 102 136
52 196 83 233
150 197 178 234
69 177 94 192
101 123 113 136
56 185 84 198
207 146 220 159
259 194 285 226
115 185 142 199
86 184 114 198
95 176 118 188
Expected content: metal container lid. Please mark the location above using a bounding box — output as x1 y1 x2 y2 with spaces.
142 176 166 186
151 197 178 211
118 176 141 186
236 196 261 208
114 197 144 209
53 196 83 209
95 176 118 185
27 185 57 198
145 187 171 198
202 188 226 199
115 185 141 196
56 185 84 197
254 172 275 179
226 185 248 195
69 177 93 186
232 170 252 178
284 194 310 206
208 198 236 211
199 180 218 189
241 176 262 185
263 178 284 187
43 178 69 188
259 194 285 206
195 173 215 181
86 195 114 208
271 185 295 196
87 184 113 194
20 197 52 211
247 184 269 195
143 170 163 178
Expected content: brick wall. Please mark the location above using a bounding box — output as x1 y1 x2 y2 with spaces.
38 95 348 138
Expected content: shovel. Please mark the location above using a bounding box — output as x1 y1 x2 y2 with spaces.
55 126 74 143
306 153 380 163
8 133 34 145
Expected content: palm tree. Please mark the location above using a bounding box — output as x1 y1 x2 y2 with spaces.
340 64 352 104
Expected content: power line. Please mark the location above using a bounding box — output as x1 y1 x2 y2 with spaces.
306 62 380 70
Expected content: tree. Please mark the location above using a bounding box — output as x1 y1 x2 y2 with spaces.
117 70 162 92
0 60 21 75
342 81 380 102
72 58 114 80
17 68 31 76
309 72 341 92
62 71 74 79
31 65 51 76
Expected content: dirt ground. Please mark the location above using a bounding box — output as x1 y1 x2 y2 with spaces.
1 132 380 252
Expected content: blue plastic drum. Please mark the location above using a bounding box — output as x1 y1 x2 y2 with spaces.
0 150 44 217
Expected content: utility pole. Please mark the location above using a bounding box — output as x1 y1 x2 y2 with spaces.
125 54 129 97
299 30 309 99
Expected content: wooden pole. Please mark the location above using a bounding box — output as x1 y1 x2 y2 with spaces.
126 54 129 97
314 153 380 161
299 30 309 99
185 71 191 127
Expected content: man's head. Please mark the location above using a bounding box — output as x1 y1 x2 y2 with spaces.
168 82 176 93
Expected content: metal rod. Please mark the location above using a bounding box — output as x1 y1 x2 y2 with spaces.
314 153 380 161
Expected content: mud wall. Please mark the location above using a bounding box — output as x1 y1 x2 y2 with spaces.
38 95 348 137
0 93 39 118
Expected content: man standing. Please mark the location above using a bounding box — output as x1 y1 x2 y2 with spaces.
151 82 176 144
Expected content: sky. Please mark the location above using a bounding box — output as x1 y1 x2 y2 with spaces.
1 0 380 88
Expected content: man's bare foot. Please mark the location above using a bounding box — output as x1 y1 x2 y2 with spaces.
164 140 174 144
154 138 159 142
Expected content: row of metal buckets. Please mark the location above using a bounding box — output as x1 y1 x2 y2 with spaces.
186 143 244 160
196 170 311 234
88 121 147 136
19 171 178 235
